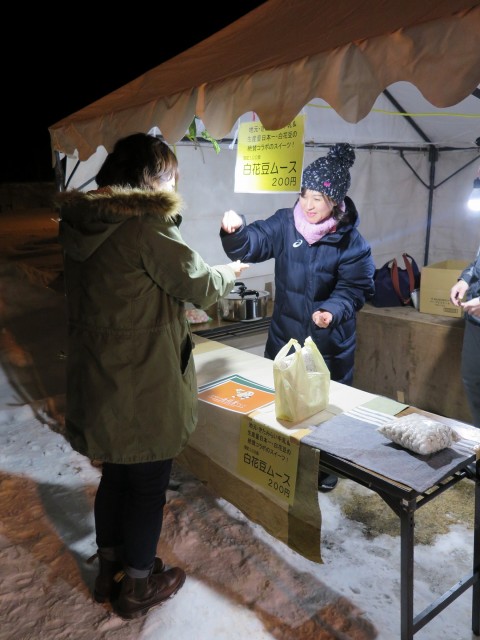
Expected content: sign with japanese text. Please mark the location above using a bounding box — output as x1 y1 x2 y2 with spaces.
237 416 300 505
234 115 305 193
198 374 275 414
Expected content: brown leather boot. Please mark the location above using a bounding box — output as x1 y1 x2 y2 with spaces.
113 567 186 620
89 552 165 604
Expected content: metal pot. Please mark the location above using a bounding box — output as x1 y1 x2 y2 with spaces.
218 282 270 322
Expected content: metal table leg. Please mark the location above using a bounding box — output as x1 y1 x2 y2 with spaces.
320 455 479 638
472 466 480 635
399 501 416 640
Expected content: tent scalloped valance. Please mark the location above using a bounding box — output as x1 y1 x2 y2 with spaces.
49 2 480 164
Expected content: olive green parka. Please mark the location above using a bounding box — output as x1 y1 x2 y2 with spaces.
57 187 236 463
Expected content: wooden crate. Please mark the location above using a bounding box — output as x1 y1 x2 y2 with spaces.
354 303 473 425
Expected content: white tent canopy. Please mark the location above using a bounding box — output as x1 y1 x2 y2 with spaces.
49 0 480 162
48 0 480 287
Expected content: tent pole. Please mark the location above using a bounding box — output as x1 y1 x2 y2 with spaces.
424 146 438 266
53 151 66 192
382 90 431 144
382 90 440 266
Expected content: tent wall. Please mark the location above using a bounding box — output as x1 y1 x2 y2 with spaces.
59 75 480 294
64 142 480 294
153 143 480 293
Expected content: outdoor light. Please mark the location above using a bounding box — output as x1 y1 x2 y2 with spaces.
467 175 480 212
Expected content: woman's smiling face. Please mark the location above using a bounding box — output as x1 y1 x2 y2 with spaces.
299 189 334 223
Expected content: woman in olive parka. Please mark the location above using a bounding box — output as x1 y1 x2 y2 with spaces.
56 133 248 620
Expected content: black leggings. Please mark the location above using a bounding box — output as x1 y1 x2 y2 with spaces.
94 459 173 572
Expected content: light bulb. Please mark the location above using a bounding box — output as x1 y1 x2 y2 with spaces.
468 177 480 212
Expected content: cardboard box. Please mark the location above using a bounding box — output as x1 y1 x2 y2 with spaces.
419 260 470 317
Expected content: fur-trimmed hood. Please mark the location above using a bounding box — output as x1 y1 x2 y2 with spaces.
56 187 184 262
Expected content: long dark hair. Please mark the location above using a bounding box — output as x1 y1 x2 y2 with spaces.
96 133 179 190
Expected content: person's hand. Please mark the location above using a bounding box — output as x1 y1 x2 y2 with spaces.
461 297 480 318
221 210 243 233
228 260 250 278
450 279 468 306
312 310 333 328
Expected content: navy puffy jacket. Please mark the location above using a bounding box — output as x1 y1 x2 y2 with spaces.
220 196 375 384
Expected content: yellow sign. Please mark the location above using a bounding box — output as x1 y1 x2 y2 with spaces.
237 415 300 505
234 116 305 193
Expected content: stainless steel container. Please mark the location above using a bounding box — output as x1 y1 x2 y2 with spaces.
218 282 270 322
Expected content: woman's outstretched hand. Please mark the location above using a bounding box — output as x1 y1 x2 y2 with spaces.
221 210 243 233
228 260 250 277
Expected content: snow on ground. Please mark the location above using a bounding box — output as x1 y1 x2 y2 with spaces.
0 213 477 639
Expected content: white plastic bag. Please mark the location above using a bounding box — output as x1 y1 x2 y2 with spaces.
273 336 330 422
377 413 460 454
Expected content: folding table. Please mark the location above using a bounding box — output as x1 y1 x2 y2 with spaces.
313 436 480 639
189 335 480 639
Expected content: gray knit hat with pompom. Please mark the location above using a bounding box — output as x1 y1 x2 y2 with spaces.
301 143 355 203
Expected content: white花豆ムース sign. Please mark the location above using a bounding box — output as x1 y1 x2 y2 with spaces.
237 415 302 506
234 115 305 193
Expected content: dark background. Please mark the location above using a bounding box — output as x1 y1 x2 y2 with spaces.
3 4 264 184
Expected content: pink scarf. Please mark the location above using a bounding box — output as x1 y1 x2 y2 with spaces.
293 201 337 245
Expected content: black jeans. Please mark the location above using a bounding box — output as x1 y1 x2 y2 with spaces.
94 459 173 572
462 320 480 428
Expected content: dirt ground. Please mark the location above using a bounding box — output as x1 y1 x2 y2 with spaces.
0 207 63 287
